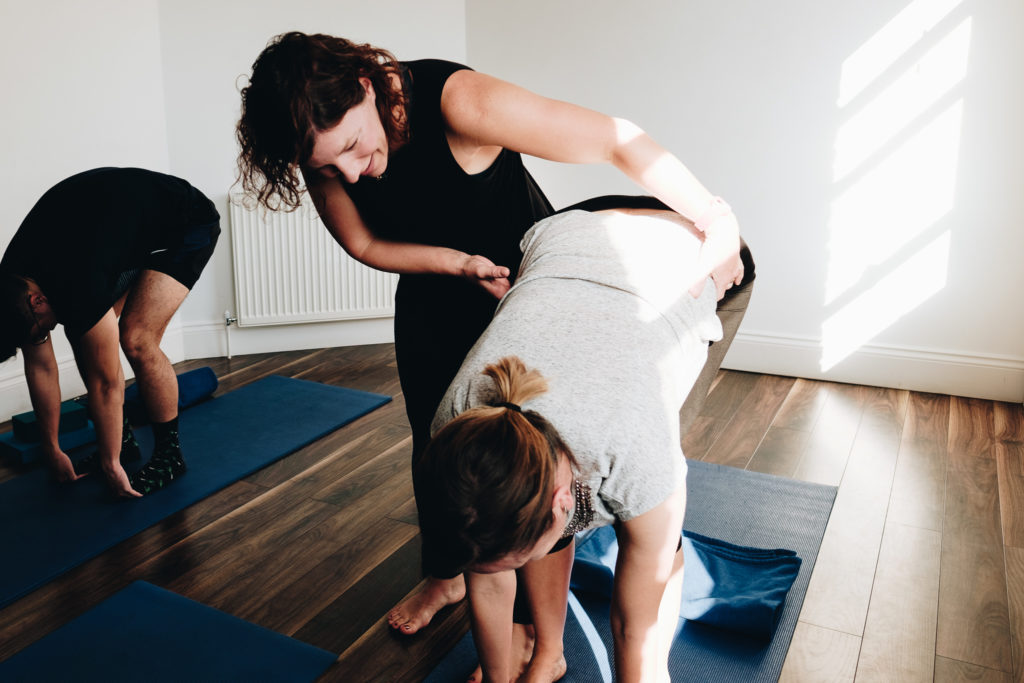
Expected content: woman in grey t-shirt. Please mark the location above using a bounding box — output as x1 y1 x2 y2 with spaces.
417 208 725 682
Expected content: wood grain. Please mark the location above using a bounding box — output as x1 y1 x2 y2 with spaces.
779 621 860 682
855 523 941 682
798 388 904 635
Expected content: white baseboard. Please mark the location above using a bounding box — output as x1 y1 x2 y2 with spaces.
723 331 1024 403
181 317 395 360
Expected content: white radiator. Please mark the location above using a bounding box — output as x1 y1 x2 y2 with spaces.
229 194 398 327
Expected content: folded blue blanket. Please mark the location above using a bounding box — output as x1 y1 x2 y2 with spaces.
571 526 802 640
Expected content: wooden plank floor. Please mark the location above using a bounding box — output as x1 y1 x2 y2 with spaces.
1 344 1021 682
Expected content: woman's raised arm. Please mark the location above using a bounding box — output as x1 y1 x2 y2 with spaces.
440 70 743 299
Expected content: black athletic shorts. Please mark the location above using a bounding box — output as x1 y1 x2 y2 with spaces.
148 188 220 290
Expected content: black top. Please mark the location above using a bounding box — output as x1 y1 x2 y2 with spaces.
343 60 554 286
1 167 219 337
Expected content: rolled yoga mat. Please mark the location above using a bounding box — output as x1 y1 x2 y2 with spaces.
123 366 219 424
0 375 391 610
0 581 337 682
425 460 837 683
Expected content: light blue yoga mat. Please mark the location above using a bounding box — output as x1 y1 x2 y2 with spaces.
0 375 391 610
425 460 837 682
0 581 337 682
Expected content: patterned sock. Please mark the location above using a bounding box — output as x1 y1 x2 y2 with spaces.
151 416 180 445
74 415 142 475
129 428 186 495
120 415 142 463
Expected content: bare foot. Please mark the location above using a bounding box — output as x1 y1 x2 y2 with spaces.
467 623 562 683
388 575 466 634
518 651 567 683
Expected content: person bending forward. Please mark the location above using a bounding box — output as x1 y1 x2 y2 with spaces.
0 167 220 498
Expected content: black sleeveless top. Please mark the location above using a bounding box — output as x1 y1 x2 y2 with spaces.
343 60 553 285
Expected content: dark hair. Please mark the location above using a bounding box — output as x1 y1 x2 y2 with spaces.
0 272 31 362
236 31 408 210
415 357 577 572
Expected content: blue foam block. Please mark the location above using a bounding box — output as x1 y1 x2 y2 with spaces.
0 375 390 610
0 581 337 682
0 422 96 466
12 400 88 442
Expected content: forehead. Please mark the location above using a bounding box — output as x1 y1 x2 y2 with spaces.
308 101 375 165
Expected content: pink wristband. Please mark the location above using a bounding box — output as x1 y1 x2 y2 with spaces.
694 197 732 231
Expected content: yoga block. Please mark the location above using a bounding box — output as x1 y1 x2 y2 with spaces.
124 366 219 424
0 421 96 466
12 400 88 442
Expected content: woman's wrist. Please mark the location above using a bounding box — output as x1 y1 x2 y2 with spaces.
694 196 732 232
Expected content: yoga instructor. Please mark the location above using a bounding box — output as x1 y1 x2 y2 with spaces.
0 167 220 498
234 31 743 639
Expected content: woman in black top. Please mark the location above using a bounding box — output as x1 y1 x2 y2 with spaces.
236 31 743 683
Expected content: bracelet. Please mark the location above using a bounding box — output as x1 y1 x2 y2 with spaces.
694 196 732 232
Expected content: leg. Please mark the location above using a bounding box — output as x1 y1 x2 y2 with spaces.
118 270 187 422
388 276 497 633
119 270 189 493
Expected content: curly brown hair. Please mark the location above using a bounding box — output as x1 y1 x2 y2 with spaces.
236 32 408 210
414 357 578 572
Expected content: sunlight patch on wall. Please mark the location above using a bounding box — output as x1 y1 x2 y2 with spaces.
838 0 962 107
833 17 971 182
825 100 963 303
820 0 967 372
822 231 950 370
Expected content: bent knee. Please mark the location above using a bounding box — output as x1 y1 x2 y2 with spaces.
118 327 162 362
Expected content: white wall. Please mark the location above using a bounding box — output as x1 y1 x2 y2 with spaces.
0 0 176 419
466 0 1024 402
0 0 466 418
157 0 467 359
3 0 1021 421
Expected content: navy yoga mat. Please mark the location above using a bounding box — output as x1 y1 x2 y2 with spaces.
0 581 337 682
425 460 838 683
0 375 390 610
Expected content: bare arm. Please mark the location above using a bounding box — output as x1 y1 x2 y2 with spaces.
611 488 687 683
20 337 83 483
73 310 139 497
303 171 512 298
441 70 743 299
466 569 517 683
519 537 574 678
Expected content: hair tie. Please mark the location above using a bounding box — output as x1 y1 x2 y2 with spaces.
497 401 522 413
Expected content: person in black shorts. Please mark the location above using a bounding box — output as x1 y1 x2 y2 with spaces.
0 167 220 498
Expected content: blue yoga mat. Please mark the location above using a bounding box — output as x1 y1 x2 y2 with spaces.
425 460 837 683
0 375 391 610
0 581 337 682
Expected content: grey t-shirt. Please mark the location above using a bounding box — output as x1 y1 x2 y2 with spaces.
432 209 723 530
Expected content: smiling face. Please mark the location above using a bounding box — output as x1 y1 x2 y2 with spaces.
306 78 390 184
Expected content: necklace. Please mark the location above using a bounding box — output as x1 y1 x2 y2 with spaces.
562 478 594 538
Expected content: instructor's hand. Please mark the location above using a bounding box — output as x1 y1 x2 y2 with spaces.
689 214 743 300
460 254 511 299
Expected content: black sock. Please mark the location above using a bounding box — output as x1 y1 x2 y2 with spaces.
152 416 180 445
